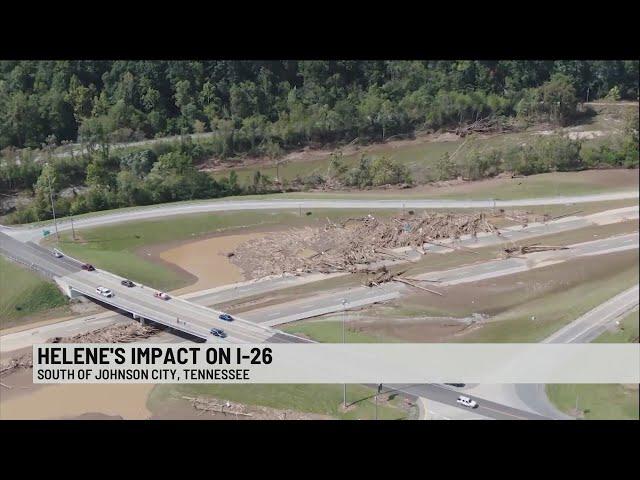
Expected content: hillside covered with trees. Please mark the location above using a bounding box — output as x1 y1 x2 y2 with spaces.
1 60 638 151
0 60 638 224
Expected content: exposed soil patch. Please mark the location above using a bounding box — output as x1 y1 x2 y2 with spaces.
135 221 309 293
160 232 263 294
0 383 154 420
0 323 160 419
63 412 124 420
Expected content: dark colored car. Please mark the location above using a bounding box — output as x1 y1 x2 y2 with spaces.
218 313 234 322
210 328 227 338
121 279 135 287
82 264 95 271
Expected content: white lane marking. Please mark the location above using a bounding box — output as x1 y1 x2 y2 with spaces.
563 296 639 343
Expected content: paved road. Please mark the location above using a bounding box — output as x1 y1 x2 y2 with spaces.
3 231 636 345
2 191 637 243
414 233 639 286
58 269 276 343
389 384 548 420
1 231 281 343
0 232 81 277
2 204 638 419
543 285 639 344
515 285 640 419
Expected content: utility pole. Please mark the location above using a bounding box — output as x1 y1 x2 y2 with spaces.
375 383 382 420
45 163 60 242
341 297 348 409
70 211 77 241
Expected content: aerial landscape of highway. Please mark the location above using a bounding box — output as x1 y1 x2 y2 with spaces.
1 59 638 422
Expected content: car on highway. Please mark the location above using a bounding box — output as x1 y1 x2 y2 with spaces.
218 313 234 322
456 395 478 408
95 286 113 298
210 328 227 338
121 279 135 287
52 249 63 258
154 291 170 300
82 263 95 271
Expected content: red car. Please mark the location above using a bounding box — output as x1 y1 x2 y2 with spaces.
154 291 170 300
82 264 95 271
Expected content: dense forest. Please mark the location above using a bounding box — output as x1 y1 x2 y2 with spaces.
1 60 638 151
0 60 638 224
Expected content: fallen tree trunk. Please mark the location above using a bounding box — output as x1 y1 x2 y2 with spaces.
392 277 444 296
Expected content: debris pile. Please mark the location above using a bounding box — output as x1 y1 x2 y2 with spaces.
0 323 158 378
0 353 33 377
49 322 159 344
231 212 498 278
183 396 254 417
448 116 516 137
182 396 330 420
363 266 443 295
494 209 551 227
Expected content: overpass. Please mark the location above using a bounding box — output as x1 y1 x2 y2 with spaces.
0 231 296 343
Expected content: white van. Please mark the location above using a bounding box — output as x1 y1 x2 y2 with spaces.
456 395 478 409
52 248 63 258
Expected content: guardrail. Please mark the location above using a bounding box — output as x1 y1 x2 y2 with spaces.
0 249 56 279
68 285 211 341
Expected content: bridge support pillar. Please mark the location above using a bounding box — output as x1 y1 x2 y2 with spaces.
54 277 81 299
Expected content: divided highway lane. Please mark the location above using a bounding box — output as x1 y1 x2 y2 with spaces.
3 232 636 346
0 232 81 277
191 233 639 330
240 285 402 326
413 233 639 286
390 384 548 420
515 284 640 419
543 284 639 344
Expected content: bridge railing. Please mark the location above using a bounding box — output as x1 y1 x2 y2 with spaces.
68 285 211 341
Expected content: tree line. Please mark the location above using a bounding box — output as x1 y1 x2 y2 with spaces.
1 60 638 152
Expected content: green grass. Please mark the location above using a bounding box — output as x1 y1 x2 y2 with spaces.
47 208 400 291
211 131 526 185
281 319 400 343
595 309 639 343
546 384 639 420
0 257 69 328
274 172 638 201
546 306 639 420
459 258 639 343
211 122 629 193
149 383 411 420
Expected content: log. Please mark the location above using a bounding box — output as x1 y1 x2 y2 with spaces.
392 277 444 296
